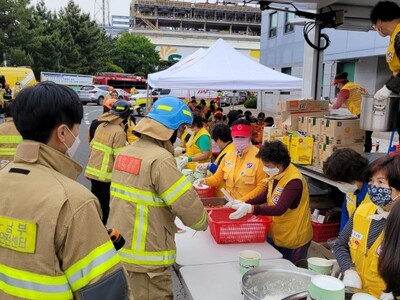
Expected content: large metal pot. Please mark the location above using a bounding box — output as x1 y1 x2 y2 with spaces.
360 95 399 132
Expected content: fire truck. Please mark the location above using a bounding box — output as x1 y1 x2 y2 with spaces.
93 72 147 94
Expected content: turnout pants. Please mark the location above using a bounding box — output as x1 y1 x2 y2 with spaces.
90 179 111 225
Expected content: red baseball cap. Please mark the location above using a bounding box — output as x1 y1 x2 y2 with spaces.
231 123 252 138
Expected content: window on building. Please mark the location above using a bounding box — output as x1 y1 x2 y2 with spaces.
284 10 295 33
282 67 292 75
269 12 278 38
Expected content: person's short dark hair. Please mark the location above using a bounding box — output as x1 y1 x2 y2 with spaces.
231 118 251 127
370 1 400 24
190 99 197 104
4 101 13 118
192 114 204 128
200 99 206 105
12 82 83 144
227 110 241 126
191 96 196 100
257 112 265 119
244 110 252 116
333 72 349 85
256 140 291 169
323 148 369 183
265 116 274 125
250 117 258 123
216 107 223 113
237 109 243 115
364 155 400 191
211 124 232 143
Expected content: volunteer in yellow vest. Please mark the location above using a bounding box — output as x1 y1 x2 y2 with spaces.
330 72 371 152
126 113 138 144
12 82 22 100
194 119 267 201
323 148 371 232
333 155 400 298
371 1 400 138
107 96 208 300
104 86 115 101
378 201 400 300
229 140 312 263
0 102 22 168
85 100 129 224
178 114 212 171
196 123 234 197
0 82 132 300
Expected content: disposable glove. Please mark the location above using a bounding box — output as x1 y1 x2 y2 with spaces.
342 269 362 289
174 147 185 156
328 259 341 278
193 178 206 188
178 156 189 170
229 203 253 220
196 163 210 171
374 85 392 100
224 199 243 208
380 292 394 300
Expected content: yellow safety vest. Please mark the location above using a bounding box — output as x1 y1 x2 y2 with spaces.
345 192 371 220
349 202 386 297
185 127 211 170
266 164 313 249
387 23 400 76
341 82 368 116
126 119 138 144
214 142 234 197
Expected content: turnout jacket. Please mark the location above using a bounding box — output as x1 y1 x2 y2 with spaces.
0 117 22 167
107 136 208 273
0 141 131 300
85 112 127 182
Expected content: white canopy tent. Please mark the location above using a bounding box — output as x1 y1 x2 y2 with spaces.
148 38 302 91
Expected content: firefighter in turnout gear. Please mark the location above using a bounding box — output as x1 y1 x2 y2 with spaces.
85 100 129 225
107 96 209 300
0 102 22 168
0 82 132 300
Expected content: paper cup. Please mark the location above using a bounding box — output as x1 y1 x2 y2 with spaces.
351 293 378 300
308 275 345 300
307 257 333 275
239 250 261 274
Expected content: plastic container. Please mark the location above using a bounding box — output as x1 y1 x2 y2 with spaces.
208 209 272 244
200 197 227 210
194 186 216 198
312 221 340 242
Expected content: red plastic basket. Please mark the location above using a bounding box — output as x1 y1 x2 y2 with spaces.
208 209 272 244
312 221 340 242
194 186 216 198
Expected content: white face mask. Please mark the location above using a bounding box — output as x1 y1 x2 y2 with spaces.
63 126 80 158
263 166 280 177
233 137 251 152
336 182 358 194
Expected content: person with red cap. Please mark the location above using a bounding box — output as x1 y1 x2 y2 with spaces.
194 119 267 201
330 72 372 152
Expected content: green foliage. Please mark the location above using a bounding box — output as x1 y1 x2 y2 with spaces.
244 96 257 108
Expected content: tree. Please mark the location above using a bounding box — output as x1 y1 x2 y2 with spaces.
113 33 160 75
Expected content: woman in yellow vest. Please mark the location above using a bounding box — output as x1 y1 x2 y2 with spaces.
194 119 267 201
323 148 371 232
330 72 372 152
333 155 400 298
229 140 312 263
178 114 212 170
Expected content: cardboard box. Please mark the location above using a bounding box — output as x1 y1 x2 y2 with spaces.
307 241 336 260
312 141 320 168
276 111 326 131
278 100 330 112
321 119 365 145
319 143 364 169
298 116 309 133
308 117 323 141
290 136 314 165
262 126 283 143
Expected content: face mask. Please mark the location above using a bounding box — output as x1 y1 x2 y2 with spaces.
336 182 358 194
233 137 250 152
263 166 280 177
368 184 396 207
63 126 80 158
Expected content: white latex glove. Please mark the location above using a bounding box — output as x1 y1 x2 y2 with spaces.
342 269 362 289
380 292 395 300
229 203 253 220
178 156 189 170
196 163 210 171
374 85 392 100
328 259 341 278
193 178 206 188
224 199 243 208
174 147 185 156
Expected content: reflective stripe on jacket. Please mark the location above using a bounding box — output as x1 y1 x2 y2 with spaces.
85 112 127 182
349 202 385 297
0 141 127 299
266 163 313 249
0 118 22 163
108 136 208 273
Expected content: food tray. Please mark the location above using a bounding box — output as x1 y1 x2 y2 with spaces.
208 209 272 244
312 221 340 242
200 197 227 210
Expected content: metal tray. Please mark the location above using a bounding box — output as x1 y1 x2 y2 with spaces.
241 265 317 300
